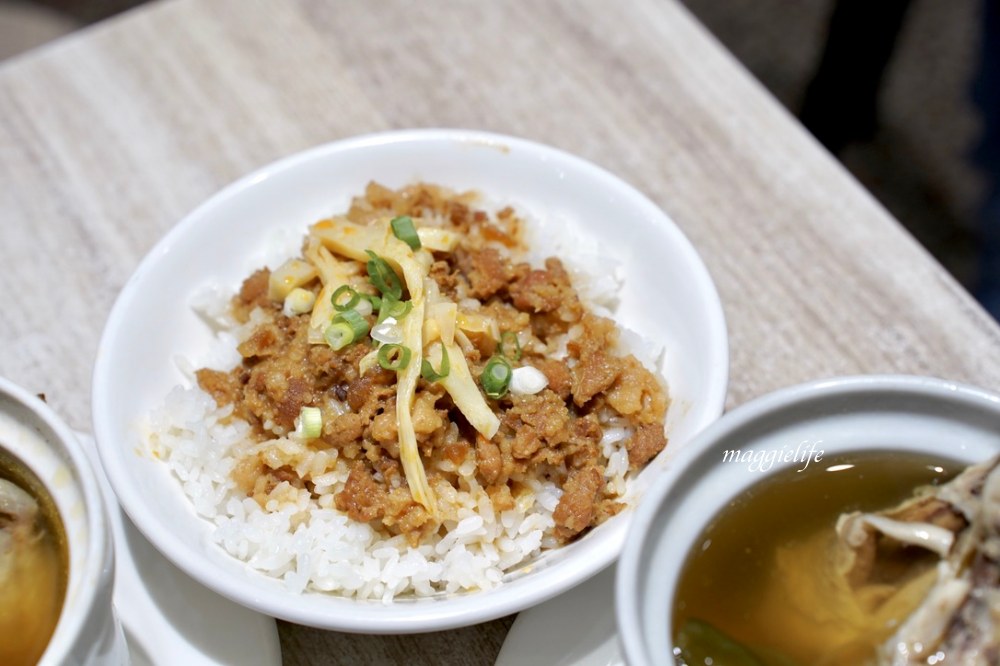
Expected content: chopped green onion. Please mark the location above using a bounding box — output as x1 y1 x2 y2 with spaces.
283 287 316 317
362 293 382 311
365 250 403 300
323 322 354 350
378 344 412 371
331 284 361 312
509 365 548 396
385 298 413 319
296 406 322 439
335 308 370 335
375 296 413 325
481 356 513 399
498 331 522 361
354 295 374 317
324 309 369 350
390 215 422 250
421 343 451 382
333 310 368 330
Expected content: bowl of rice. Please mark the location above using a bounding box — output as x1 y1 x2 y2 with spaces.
91 129 728 632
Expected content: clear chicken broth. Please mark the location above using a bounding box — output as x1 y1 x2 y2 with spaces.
672 451 960 665
0 446 68 666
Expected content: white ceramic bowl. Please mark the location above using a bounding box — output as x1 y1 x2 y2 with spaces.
616 375 1000 666
92 129 728 632
0 377 127 665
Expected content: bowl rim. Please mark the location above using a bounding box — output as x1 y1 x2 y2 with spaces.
615 373 1000 666
92 128 729 632
0 376 111 664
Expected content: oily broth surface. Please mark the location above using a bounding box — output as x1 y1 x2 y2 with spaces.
672 451 960 665
0 447 68 666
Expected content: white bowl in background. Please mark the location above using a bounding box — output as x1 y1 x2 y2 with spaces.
0 377 127 665
616 375 1000 666
92 129 728 632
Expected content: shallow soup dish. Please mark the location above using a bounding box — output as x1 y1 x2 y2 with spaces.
617 375 1000 666
92 129 728 632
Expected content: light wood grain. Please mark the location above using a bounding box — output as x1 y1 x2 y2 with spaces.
2 0 998 663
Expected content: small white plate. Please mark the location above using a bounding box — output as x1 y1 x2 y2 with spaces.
75 432 281 666
496 566 624 666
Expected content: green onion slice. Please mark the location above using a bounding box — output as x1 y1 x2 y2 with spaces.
421 343 451 382
498 331 522 361
324 309 369 350
365 250 403 300
331 284 361 312
335 308 370 335
375 295 413 325
378 343 412 371
323 322 353 350
481 356 513 399
386 296 413 318
390 215 422 250
296 406 323 439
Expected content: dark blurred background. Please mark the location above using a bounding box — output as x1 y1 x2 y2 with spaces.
2 0 997 316
681 0 998 317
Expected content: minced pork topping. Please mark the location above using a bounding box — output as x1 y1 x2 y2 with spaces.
194 182 668 547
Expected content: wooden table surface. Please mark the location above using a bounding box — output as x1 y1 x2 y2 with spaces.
3 0 999 663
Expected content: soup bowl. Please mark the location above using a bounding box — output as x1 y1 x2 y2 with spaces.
0 377 127 665
92 129 728 632
616 375 1000 666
